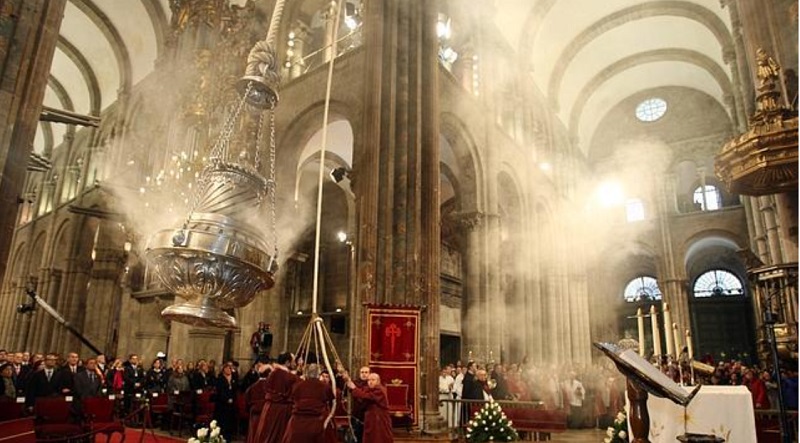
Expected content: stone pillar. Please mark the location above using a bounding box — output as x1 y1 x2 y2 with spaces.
760 195 784 265
353 0 443 431
723 1 756 122
460 213 488 359
774 192 798 262
0 0 66 290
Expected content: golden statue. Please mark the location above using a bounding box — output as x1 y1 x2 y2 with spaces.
756 47 780 86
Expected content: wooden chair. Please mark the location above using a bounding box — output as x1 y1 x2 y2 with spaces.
168 391 194 436
33 397 83 441
0 398 25 422
234 392 249 439
148 392 169 429
83 396 126 443
385 383 413 431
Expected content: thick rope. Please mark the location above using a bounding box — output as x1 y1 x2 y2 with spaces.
265 0 286 47
310 0 343 316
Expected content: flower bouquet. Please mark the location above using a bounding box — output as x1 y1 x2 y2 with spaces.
465 400 519 442
188 420 225 443
604 410 629 443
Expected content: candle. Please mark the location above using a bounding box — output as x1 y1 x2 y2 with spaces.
673 323 682 355
637 308 646 356
650 305 662 356
686 329 694 360
663 302 675 357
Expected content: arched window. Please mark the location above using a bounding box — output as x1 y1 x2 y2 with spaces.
693 270 744 297
693 185 721 211
623 276 662 302
626 198 645 222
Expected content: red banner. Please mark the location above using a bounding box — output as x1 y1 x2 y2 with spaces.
366 305 421 425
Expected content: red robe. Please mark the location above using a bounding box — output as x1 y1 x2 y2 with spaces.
245 378 269 443
281 379 335 443
254 368 299 443
747 378 770 409
351 385 394 443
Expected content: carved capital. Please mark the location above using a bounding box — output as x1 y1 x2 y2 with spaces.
452 211 485 232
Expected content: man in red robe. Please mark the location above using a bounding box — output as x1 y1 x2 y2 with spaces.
244 359 271 443
281 364 335 443
254 353 298 443
348 366 370 442
345 372 393 443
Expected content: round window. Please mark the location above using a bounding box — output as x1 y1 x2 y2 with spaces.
635 98 668 122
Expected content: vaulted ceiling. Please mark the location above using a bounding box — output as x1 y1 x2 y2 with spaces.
36 0 737 160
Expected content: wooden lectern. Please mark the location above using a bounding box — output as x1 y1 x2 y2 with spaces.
594 343 702 443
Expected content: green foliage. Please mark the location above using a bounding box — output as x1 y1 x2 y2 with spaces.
465 400 520 442
604 410 629 443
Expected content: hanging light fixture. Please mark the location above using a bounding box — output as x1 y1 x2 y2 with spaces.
146 1 288 330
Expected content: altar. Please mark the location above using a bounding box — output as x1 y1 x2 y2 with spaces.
631 385 757 443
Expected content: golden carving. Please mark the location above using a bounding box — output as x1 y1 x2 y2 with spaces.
715 49 798 196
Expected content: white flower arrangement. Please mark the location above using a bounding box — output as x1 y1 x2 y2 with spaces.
465 400 519 443
603 410 629 443
188 420 225 443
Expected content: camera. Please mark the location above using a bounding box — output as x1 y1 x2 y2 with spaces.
16 303 35 314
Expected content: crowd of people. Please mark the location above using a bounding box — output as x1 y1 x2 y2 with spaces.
436 356 799 430
0 348 395 443
1 347 796 441
437 359 627 429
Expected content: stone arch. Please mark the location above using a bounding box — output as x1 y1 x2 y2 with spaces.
69 0 133 91
140 0 168 58
440 112 485 213
569 49 734 134
682 230 745 268
545 1 734 109
682 232 753 361
56 36 102 114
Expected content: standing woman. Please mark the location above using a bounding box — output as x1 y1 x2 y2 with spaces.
145 358 167 392
214 363 238 441
0 363 16 400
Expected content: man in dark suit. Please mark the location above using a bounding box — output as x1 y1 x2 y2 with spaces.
53 352 83 396
123 354 145 412
74 358 102 399
25 354 59 407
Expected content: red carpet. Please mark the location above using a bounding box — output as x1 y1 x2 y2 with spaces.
97 427 187 443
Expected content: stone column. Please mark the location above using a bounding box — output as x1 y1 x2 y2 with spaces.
760 195 785 265
352 0 443 431
460 213 488 359
0 0 66 290
774 192 798 262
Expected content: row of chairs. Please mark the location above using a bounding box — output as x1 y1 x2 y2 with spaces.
0 390 231 442
0 397 124 442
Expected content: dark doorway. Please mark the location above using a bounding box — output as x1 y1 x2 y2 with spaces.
440 333 461 366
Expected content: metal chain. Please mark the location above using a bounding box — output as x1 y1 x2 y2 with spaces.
209 82 253 161
183 82 254 227
254 112 264 173
269 104 278 258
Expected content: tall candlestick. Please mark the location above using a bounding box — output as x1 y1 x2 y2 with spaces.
672 323 682 355
650 305 662 356
686 329 694 360
663 302 675 357
637 308 646 356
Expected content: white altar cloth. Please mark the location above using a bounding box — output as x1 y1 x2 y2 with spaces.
627 385 757 443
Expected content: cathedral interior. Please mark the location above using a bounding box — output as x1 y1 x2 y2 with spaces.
0 0 797 413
